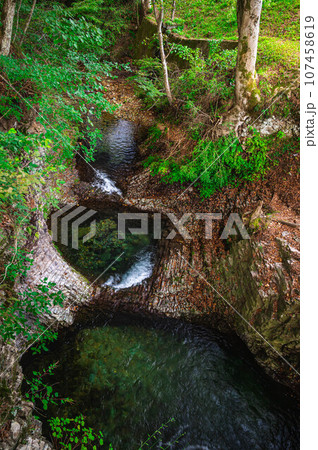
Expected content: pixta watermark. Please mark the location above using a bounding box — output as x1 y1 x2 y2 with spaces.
51 204 97 250
117 213 250 240
50 206 250 249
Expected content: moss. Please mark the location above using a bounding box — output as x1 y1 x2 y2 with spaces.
212 239 300 385
0 380 11 400
240 36 248 55
238 69 261 110
248 85 261 110
0 379 14 425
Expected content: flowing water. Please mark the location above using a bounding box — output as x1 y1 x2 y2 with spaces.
55 211 156 287
23 315 299 450
89 117 138 195
56 117 154 288
41 116 300 449
103 249 155 290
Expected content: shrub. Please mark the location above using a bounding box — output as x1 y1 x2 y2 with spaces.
132 42 236 115
0 279 65 354
0 3 125 163
171 42 236 111
130 57 167 108
144 130 283 198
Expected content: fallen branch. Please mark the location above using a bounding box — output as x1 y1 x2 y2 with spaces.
271 218 300 228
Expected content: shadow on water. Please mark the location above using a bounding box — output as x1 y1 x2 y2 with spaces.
92 117 137 178
22 313 299 450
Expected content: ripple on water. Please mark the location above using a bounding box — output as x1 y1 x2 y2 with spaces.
92 118 137 179
23 318 300 450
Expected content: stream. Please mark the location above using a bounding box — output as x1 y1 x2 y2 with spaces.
55 116 156 289
88 114 138 196
55 209 156 289
39 116 300 449
22 315 299 449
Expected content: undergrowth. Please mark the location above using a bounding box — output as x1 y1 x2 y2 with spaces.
159 0 299 41
144 130 294 198
132 41 236 120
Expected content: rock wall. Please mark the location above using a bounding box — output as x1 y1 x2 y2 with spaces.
0 98 299 448
93 166 300 389
0 128 94 448
18 216 94 326
133 17 238 67
0 337 52 449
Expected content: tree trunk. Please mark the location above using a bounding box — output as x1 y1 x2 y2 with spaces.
12 0 22 43
171 0 176 21
0 0 16 56
20 0 36 45
140 0 151 18
235 0 262 111
153 0 173 105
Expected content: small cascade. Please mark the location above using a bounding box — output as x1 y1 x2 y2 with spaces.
92 168 122 196
83 117 138 197
103 249 154 290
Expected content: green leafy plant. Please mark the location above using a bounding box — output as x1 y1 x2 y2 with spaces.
130 57 166 107
0 129 61 221
48 415 181 450
0 2 128 298
25 362 73 412
171 42 236 111
132 41 236 116
0 279 65 353
1 247 33 282
67 0 134 48
48 415 105 450
0 3 124 163
144 130 284 197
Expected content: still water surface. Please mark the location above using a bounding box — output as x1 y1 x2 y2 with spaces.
24 316 299 449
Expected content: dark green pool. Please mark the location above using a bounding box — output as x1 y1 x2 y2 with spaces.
23 315 299 449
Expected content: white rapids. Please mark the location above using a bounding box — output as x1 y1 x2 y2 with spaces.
103 250 154 290
92 168 122 196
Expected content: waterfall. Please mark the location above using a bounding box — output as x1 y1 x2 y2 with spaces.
103 249 154 290
92 168 122 196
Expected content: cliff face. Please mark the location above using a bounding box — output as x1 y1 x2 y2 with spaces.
21 167 298 389
32 74 300 389
207 238 299 383
72 146 299 389
17 216 94 326
0 336 53 450
0 127 93 449
111 166 300 388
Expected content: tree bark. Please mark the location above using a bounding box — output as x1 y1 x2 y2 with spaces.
171 0 176 21
235 0 263 111
153 0 173 105
12 0 22 43
20 0 36 45
140 0 151 18
0 0 17 56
